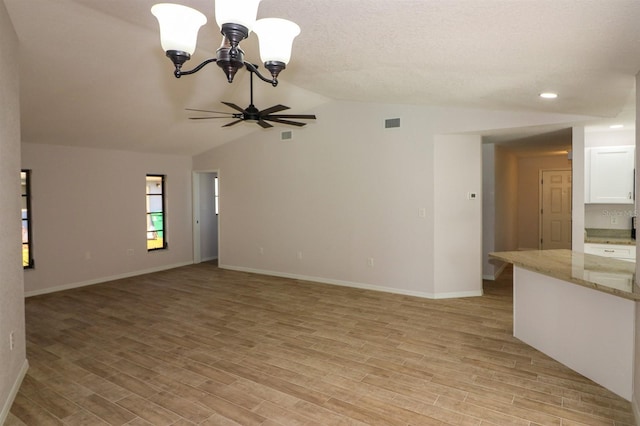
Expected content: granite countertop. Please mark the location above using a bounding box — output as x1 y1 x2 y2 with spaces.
489 249 640 301
584 228 635 245
584 237 635 245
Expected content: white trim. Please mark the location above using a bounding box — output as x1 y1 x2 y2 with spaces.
632 397 640 426
0 359 28 425
192 172 201 264
201 256 218 262
482 261 507 281
219 264 483 300
24 261 193 297
432 290 484 299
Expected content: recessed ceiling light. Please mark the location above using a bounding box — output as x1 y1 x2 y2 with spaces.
539 92 558 99
610 124 624 129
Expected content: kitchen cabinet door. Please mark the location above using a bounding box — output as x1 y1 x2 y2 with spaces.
589 146 635 204
584 243 636 261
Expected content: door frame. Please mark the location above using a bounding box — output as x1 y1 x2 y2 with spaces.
192 170 220 264
538 168 572 249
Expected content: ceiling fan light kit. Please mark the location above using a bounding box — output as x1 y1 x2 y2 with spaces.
186 71 316 128
151 0 300 86
152 0 315 129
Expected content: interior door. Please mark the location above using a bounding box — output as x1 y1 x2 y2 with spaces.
540 169 572 250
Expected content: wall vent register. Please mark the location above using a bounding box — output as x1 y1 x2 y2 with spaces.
385 118 401 128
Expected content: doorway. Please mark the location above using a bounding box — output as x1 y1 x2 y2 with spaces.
539 169 572 249
192 171 219 263
482 128 573 279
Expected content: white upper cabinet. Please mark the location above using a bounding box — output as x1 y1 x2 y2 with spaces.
587 146 635 204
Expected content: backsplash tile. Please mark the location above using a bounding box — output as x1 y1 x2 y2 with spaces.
584 204 634 230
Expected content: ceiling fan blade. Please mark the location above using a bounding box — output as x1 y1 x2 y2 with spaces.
222 119 244 127
267 114 316 120
257 120 274 129
189 116 235 120
259 104 290 115
262 117 307 127
221 101 246 113
186 108 235 115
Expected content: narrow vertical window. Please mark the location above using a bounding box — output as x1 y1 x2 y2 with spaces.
21 170 34 268
214 176 219 215
146 175 167 250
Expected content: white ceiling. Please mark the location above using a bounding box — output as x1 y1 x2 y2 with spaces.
4 0 640 156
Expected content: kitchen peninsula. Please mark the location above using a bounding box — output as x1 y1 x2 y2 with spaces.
490 249 637 401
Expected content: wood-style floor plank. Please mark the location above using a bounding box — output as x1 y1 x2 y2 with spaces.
9 262 635 425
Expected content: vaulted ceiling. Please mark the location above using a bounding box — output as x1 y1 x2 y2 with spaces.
5 0 640 155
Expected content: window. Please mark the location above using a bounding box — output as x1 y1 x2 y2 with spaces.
214 176 219 215
21 170 34 268
146 175 167 250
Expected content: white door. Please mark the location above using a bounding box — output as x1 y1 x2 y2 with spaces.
540 169 572 250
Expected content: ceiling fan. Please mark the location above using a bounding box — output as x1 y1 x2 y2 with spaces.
187 68 316 128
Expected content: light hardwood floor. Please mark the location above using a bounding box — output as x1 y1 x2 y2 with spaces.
7 262 635 425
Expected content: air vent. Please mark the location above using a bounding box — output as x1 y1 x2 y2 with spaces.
385 118 400 129
281 130 293 141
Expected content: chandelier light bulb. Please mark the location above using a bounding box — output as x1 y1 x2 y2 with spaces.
151 3 207 55
215 0 262 31
253 18 301 65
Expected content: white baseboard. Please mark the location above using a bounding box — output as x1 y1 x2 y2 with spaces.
219 264 482 300
25 261 193 297
632 396 640 426
201 256 218 262
0 359 28 425
483 262 508 281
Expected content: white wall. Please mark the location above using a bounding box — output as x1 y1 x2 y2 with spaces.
0 1 27 422
433 134 483 297
21 143 194 295
585 127 635 148
194 100 589 298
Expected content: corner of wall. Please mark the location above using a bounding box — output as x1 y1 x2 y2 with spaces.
572 126 586 253
634 71 640 425
0 360 28 425
0 0 27 420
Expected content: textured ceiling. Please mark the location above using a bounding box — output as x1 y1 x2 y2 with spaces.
4 0 640 155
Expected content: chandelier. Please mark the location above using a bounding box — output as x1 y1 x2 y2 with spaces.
151 0 301 87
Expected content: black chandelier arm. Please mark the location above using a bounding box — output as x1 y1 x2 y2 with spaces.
167 55 280 87
244 63 278 87
173 58 219 78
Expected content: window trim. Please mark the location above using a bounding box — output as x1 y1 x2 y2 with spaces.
146 174 167 251
21 169 34 269
214 175 219 216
